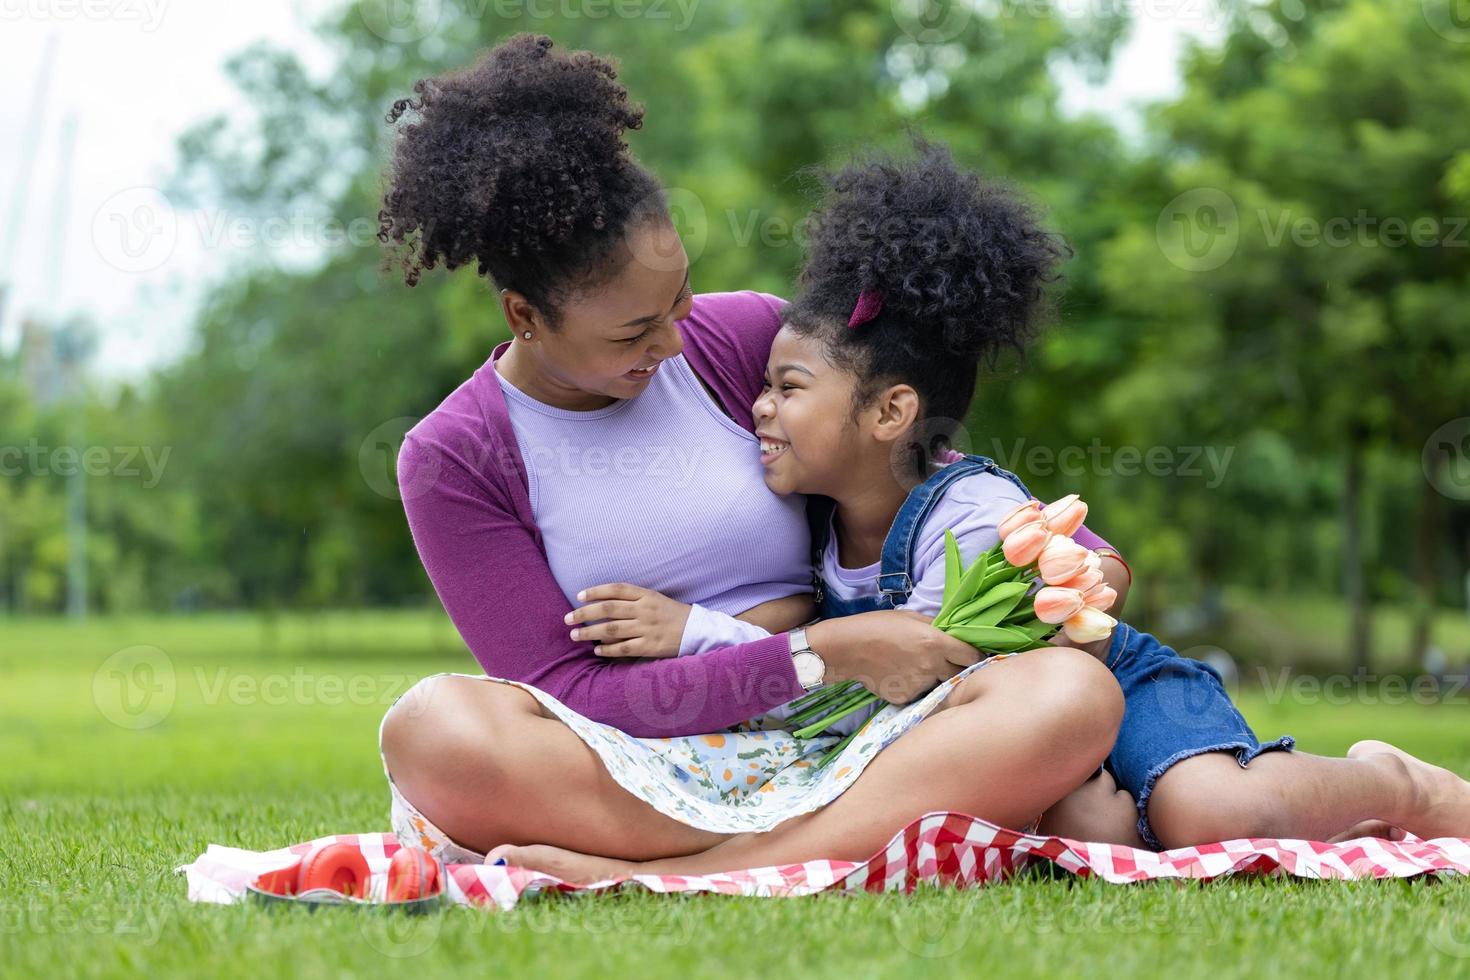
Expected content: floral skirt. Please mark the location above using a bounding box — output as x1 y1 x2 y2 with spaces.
381 655 1013 864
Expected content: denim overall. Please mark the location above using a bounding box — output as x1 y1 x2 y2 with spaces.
805 453 1293 850
806 454 1032 620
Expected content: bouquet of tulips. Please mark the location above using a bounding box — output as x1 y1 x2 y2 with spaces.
788 494 1118 766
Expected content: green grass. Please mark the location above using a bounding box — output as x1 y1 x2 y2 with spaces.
5 609 1470 979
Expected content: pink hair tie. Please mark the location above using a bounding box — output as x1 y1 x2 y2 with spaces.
847 288 884 329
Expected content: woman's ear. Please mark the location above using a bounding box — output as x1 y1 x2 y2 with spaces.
499 289 545 338
870 384 922 444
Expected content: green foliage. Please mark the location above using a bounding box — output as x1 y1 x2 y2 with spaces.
1 0 1465 654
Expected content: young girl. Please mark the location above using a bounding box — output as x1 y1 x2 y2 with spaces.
566 141 1470 853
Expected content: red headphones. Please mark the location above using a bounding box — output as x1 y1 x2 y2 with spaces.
252 842 442 903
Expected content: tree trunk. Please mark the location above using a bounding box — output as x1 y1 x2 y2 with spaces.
1411 456 1442 665
1343 429 1371 673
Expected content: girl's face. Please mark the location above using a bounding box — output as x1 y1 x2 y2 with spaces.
752 325 868 497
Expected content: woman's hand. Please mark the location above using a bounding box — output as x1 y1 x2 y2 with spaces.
565 583 692 658
806 609 982 704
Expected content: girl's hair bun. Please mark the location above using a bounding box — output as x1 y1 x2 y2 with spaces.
794 138 1068 364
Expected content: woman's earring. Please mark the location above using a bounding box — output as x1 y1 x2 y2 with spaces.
522 331 532 340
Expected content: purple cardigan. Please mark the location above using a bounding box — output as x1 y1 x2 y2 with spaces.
398 291 1121 737
397 292 805 737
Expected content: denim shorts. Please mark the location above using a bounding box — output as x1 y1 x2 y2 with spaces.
1103 623 1295 849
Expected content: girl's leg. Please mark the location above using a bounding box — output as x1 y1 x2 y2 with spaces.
488 647 1124 882
380 676 732 859
1145 740 1470 849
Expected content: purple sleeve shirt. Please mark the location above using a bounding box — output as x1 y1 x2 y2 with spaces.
397 292 805 738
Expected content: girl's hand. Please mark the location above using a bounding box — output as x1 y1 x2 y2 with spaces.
566 583 692 658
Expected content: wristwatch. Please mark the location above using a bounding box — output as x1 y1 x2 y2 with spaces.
789 627 826 690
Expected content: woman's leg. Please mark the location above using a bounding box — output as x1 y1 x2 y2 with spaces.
1145 740 1470 849
487 647 1125 882
380 675 732 859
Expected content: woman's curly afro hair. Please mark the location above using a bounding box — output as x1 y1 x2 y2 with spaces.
377 34 665 324
785 139 1070 458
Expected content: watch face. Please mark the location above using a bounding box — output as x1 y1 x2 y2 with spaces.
794 651 824 688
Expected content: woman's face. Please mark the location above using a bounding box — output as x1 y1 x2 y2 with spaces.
751 325 867 497
521 221 694 404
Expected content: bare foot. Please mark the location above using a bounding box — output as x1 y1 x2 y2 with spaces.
1349 739 1470 840
484 843 638 886
1326 819 1406 844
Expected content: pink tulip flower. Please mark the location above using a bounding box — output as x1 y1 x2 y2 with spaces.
1062 606 1117 644
1041 494 1088 538
1037 535 1090 585
997 500 1045 541
1083 584 1118 610
1052 562 1104 594
1002 522 1051 566
1033 586 1086 624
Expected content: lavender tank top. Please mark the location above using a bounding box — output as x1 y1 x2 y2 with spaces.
494 353 812 617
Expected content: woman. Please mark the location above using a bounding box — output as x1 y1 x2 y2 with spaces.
375 34 1123 872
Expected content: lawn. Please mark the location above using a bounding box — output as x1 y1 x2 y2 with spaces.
4 609 1470 979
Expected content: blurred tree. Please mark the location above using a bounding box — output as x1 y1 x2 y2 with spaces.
1100 0 1470 666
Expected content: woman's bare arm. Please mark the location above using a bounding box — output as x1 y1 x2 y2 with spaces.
734 593 817 632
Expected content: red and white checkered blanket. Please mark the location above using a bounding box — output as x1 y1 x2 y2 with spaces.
178 812 1470 910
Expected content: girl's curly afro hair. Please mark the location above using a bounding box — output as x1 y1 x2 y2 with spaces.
377 34 665 324
785 139 1070 458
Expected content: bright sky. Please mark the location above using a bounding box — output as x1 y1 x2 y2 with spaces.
0 1 1217 386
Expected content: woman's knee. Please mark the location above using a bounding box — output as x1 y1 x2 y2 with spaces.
380 675 536 783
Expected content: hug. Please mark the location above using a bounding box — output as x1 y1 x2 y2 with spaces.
375 34 1470 883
